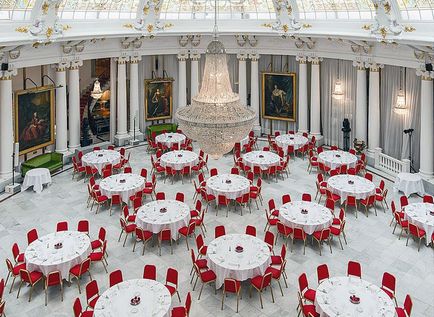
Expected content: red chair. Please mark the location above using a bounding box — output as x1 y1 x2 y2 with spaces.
267 198 279 217
91 191 109 214
158 229 173 255
276 221 292 244
0 278 4 300
332 208 345 226
266 260 288 296
11 243 25 264
72 157 85 180
178 222 196 250
89 240 108 273
195 234 208 258
175 192 185 202
133 227 153 255
171 292 192 317
123 166 132 174
364 172 373 181
271 244 286 267
316 264 330 284
118 218 136 247
249 272 274 309
164 166 177 184
264 209 278 232
264 231 275 253
406 223 426 251
17 268 43 301
326 189 341 207
423 195 433 203
216 195 230 217
400 196 409 209
27 228 38 245
210 168 218 177
190 200 202 218
344 195 358 218
214 225 226 239
69 258 92 294
392 210 409 240
231 167 239 175
290 228 307 255
109 194 122 216
0 301 4 317
245 225 256 237
73 297 94 317
315 174 327 203
180 166 191 184
109 269 123 287
297 292 319 317
56 221 68 232
192 264 216 300
85 280 100 309
325 198 335 213
301 193 311 202
44 271 63 306
123 205 137 223
102 169 112 179
5 259 26 294
189 249 208 283
375 188 389 211
330 220 347 250
156 192 166 200
84 165 98 181
381 272 397 306
221 278 241 312
77 220 90 235
298 273 316 303
143 264 156 280
165 268 181 302
395 294 412 317
282 194 291 204
312 228 332 255
347 261 361 278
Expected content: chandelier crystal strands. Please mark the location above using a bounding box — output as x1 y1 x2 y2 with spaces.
394 67 407 115
332 60 344 100
176 0 255 159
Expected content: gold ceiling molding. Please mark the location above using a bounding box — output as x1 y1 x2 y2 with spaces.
15 26 29 33
404 25 416 32
123 23 134 29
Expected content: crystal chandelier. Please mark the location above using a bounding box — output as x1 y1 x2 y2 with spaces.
394 67 407 115
332 60 344 100
176 0 255 159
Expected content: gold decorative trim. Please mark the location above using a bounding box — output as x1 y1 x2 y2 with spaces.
42 1 49 14
15 26 29 33
404 25 416 32
302 23 312 29
362 24 372 31
63 25 71 31
147 24 154 33
46 27 53 39
123 23 134 29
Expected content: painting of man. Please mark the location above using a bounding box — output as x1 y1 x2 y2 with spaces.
262 72 296 121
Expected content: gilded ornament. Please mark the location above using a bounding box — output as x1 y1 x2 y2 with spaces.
147 24 154 33
123 23 134 28
46 27 53 38
164 23 174 29
63 25 71 31
302 23 312 28
287 5 292 15
282 24 289 33
379 27 387 39
143 5 150 15
261 23 272 28
16 26 29 33
404 25 416 32
42 1 49 14
383 2 391 14
362 24 372 30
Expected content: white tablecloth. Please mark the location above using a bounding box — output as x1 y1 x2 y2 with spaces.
94 279 171 317
22 168 52 193
99 173 145 202
136 200 190 240
275 134 309 153
206 174 250 200
207 234 271 288
315 276 395 317
243 151 281 170
328 175 376 204
318 150 358 169
279 201 333 235
82 150 121 174
155 133 186 148
159 150 199 171
404 203 434 245
394 172 425 197
24 231 91 278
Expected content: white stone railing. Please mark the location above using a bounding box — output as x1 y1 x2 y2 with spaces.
374 147 410 177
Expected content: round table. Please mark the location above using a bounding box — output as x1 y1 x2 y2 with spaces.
99 173 145 202
155 133 186 148
315 276 395 317
207 234 271 288
243 151 281 170
206 174 250 200
279 201 333 235
159 150 198 171
24 231 91 278
328 175 376 204
394 172 425 197
136 200 190 240
275 134 309 153
22 168 52 193
94 279 171 317
82 150 121 174
318 150 358 169
404 203 434 245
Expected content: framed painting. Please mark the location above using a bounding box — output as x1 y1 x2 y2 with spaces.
261 72 296 121
144 78 174 121
14 85 55 155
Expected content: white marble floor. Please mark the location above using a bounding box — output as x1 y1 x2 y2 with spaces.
0 142 433 317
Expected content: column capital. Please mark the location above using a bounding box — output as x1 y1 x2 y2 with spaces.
352 61 366 70
296 55 307 64
0 68 17 80
69 59 83 70
116 55 130 65
130 55 142 64
56 60 70 72
189 53 201 61
249 53 260 61
416 69 434 81
308 56 322 65
237 53 248 61
367 62 384 72
177 53 189 61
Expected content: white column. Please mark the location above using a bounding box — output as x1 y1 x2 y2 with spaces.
55 64 68 153
296 55 308 133
368 64 381 155
178 53 188 107
249 53 261 136
237 53 247 106
419 71 434 177
114 56 130 146
129 55 143 141
354 62 368 142
309 56 322 136
0 71 14 177
190 53 200 99
109 58 117 144
68 60 82 151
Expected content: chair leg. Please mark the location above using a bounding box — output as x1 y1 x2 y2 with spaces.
198 282 204 300
277 280 284 296
259 290 263 309
16 280 23 298
221 290 225 310
123 234 128 247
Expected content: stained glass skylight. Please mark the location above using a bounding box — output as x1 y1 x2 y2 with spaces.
296 0 375 20
58 0 140 20
397 0 434 20
0 0 36 20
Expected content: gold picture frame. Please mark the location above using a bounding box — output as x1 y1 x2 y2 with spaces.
14 85 55 155
261 72 296 122
144 78 174 121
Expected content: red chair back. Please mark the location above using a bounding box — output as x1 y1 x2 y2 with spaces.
156 192 166 200
85 280 99 303
381 272 396 294
260 272 273 289
185 292 192 314
217 195 229 206
176 192 185 202
12 243 20 260
408 223 424 237
264 231 275 249
423 195 433 204
325 198 335 211
298 273 309 293
245 225 256 237
46 271 62 287
56 221 68 232
166 267 178 288
109 269 123 287
231 167 239 175
316 264 329 284
78 220 89 234
403 294 413 315
400 196 409 209
214 225 226 238
347 261 361 278
302 193 312 202
159 229 171 241
365 172 373 181
73 298 84 317
143 264 156 280
224 278 239 293
124 167 132 173
27 228 38 245
282 194 291 204
80 258 91 275
210 168 218 177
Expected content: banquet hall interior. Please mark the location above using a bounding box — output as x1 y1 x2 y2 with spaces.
0 0 433 316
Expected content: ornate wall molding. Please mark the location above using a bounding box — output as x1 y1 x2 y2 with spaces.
177 53 189 61
308 56 323 64
248 53 260 61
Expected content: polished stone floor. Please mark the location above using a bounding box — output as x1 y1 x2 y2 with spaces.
0 142 432 317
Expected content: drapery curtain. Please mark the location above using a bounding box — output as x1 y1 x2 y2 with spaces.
380 66 420 169
320 58 357 148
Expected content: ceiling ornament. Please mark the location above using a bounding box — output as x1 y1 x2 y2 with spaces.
235 35 258 47
133 0 173 35
365 0 403 43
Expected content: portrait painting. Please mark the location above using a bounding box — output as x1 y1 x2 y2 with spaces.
261 72 296 121
14 86 55 155
145 78 174 121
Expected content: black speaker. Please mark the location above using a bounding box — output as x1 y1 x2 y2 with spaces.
426 63 433 72
1 63 8 71
155 58 159 71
